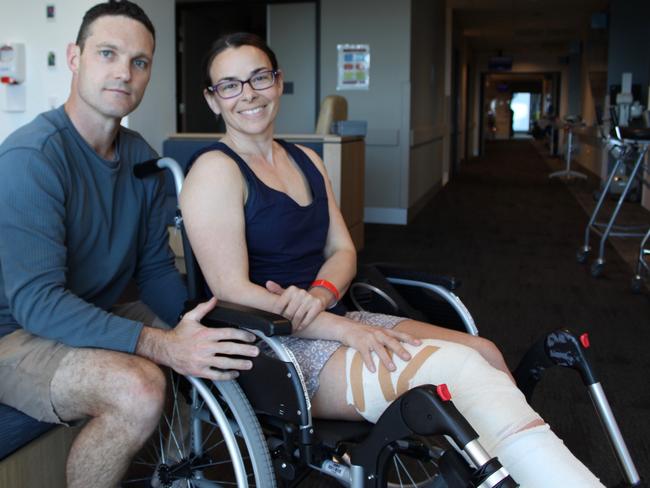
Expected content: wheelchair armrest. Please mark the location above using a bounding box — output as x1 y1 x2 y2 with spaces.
373 263 461 291
185 300 292 336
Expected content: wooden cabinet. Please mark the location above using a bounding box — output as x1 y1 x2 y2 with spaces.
321 135 365 250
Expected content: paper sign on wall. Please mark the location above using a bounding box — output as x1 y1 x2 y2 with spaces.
337 44 370 91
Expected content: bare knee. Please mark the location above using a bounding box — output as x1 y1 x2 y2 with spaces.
395 320 508 373
471 337 508 369
474 337 501 359
109 358 166 431
52 348 167 425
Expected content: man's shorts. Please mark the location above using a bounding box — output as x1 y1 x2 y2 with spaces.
0 302 168 424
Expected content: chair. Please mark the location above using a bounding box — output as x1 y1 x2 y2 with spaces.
126 158 521 488
123 158 640 488
315 95 348 134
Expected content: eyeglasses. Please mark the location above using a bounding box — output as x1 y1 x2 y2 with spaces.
207 69 280 99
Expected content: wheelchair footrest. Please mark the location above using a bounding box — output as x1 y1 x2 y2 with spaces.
348 385 517 487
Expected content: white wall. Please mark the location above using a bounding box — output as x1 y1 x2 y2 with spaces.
0 0 175 154
409 0 445 212
320 0 412 224
0 0 94 142
268 2 317 134
127 0 175 154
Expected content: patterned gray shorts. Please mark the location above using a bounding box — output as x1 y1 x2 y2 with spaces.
262 311 407 398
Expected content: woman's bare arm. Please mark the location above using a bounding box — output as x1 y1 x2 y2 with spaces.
180 150 278 310
297 144 357 301
180 153 418 371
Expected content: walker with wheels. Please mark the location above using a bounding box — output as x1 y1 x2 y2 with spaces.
577 126 650 278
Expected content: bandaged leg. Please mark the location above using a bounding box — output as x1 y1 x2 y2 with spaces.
344 339 604 487
345 339 539 447
494 424 604 487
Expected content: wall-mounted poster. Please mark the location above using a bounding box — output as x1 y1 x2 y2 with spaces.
337 44 370 90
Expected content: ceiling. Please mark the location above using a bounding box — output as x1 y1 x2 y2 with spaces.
450 0 609 57
174 0 609 61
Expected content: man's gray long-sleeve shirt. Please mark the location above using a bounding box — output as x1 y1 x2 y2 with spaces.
0 106 187 353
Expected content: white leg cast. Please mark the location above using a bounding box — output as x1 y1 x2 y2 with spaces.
495 424 604 487
344 339 604 487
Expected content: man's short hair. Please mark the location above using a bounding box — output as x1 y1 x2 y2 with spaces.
75 0 156 51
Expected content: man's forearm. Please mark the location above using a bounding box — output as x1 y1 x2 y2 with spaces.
135 325 171 366
133 300 261 381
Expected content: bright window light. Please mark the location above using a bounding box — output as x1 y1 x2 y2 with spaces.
511 93 531 132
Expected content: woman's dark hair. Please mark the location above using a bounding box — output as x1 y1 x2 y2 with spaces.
203 32 279 89
76 0 156 52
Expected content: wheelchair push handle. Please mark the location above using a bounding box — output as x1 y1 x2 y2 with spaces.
133 157 185 198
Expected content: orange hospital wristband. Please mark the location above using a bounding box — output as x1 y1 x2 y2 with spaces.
310 279 340 302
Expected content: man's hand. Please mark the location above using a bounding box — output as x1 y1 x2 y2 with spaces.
266 281 327 332
138 297 259 381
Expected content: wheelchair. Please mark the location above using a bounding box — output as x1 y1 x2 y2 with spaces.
122 157 641 488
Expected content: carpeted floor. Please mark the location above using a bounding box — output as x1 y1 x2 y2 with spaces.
355 139 650 486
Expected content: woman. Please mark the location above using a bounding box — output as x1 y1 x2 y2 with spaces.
180 32 603 487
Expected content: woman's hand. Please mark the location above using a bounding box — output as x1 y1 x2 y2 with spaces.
341 325 421 373
266 281 327 331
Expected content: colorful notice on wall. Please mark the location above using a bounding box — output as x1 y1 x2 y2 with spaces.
337 44 370 90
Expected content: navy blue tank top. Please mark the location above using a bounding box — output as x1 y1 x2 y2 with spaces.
189 140 329 291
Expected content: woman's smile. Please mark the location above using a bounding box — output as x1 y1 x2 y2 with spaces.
238 105 267 116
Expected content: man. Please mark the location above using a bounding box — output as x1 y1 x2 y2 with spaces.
0 2 258 486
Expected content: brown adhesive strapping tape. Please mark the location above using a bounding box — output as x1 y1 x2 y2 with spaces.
395 345 439 396
378 351 397 403
350 351 365 412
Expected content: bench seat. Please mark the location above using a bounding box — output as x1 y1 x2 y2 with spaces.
0 403 78 487
0 404 55 460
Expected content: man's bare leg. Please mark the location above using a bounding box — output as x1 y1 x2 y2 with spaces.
51 348 166 488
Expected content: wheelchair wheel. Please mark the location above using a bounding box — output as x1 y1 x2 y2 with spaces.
122 372 276 487
384 437 445 488
386 457 442 487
